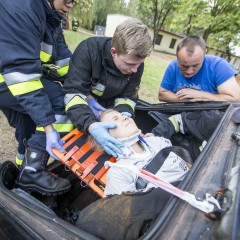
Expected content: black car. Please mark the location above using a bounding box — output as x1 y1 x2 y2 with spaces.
0 101 239 240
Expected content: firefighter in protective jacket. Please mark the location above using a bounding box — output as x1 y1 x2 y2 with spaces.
0 0 74 195
64 18 152 157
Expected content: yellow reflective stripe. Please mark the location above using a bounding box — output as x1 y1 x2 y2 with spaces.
0 74 4 83
168 115 180 133
199 140 207 152
55 124 74 132
57 124 74 132
57 65 69 76
36 124 74 133
40 51 51 63
16 157 23 166
91 89 103 96
115 100 135 111
66 96 87 111
8 79 43 96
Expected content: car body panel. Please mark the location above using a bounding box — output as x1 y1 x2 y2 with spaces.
0 101 239 239
138 102 240 240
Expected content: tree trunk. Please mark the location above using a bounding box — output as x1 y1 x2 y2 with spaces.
186 15 192 36
225 38 232 62
203 26 211 42
152 0 158 49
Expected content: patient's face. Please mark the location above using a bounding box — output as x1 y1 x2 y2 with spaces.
101 111 140 138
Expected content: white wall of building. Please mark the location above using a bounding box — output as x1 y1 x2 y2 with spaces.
105 14 131 37
152 31 182 55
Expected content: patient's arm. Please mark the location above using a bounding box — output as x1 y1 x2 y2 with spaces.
144 133 155 137
104 167 138 197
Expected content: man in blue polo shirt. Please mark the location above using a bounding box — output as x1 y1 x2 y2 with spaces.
158 36 240 102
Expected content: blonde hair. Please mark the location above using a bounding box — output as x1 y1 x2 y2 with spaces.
112 18 152 58
88 135 104 152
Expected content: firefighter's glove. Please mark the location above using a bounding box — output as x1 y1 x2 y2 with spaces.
89 122 123 157
46 130 65 160
88 98 107 119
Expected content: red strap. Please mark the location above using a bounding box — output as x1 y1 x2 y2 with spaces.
74 168 83 178
71 143 91 161
65 159 78 168
81 161 98 180
81 151 102 169
61 146 79 163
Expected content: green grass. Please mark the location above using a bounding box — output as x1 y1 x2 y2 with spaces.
140 56 168 103
63 30 170 103
63 30 92 52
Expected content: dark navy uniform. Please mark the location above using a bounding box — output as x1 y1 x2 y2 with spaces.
64 37 143 132
0 0 73 161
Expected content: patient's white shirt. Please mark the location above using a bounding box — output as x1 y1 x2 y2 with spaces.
104 136 190 197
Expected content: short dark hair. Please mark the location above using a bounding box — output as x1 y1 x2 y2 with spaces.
177 36 206 56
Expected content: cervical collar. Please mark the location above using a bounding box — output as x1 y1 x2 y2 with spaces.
117 130 150 159
118 130 142 146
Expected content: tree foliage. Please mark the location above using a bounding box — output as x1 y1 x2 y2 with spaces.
71 0 93 24
135 0 179 48
72 0 127 30
71 0 240 56
166 0 240 56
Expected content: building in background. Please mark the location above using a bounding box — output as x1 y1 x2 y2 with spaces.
105 14 240 71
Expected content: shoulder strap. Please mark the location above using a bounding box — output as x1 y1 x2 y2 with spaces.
136 146 192 189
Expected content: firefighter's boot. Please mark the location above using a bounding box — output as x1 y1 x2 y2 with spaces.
15 147 71 196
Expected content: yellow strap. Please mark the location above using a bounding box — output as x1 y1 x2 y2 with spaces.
115 100 135 111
